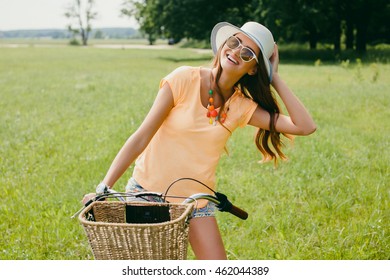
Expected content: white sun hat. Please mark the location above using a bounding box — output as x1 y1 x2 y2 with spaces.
211 21 275 81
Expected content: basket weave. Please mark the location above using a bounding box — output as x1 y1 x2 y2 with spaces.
79 201 194 260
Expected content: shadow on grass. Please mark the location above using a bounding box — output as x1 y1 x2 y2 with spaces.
158 55 213 63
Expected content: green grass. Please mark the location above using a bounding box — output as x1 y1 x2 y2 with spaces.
0 45 388 260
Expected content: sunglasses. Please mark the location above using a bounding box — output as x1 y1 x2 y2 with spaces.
225 36 259 63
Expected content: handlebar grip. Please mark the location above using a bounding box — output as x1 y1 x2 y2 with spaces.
229 205 248 220
215 192 248 220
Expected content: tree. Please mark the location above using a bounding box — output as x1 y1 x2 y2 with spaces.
350 0 388 52
65 0 98 46
258 0 336 50
122 0 389 52
337 0 388 52
121 0 164 45
122 0 255 44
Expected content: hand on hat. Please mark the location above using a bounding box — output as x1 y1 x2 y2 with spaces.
270 43 279 75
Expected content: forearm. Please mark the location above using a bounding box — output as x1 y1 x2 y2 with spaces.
272 73 316 135
102 134 145 188
100 84 174 188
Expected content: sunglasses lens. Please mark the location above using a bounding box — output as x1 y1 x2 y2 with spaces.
225 36 257 63
240 48 254 62
226 36 239 49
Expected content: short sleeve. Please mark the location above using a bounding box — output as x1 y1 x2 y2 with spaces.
159 66 195 106
238 98 258 127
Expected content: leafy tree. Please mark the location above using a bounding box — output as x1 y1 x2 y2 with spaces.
122 0 254 44
256 0 389 52
366 0 390 45
161 0 254 41
121 0 164 44
257 0 335 49
123 0 388 52
331 0 389 52
344 0 388 52
64 0 98 46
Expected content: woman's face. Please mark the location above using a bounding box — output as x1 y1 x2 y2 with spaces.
219 32 260 76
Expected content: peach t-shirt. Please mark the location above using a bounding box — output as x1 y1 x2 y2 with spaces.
132 66 257 205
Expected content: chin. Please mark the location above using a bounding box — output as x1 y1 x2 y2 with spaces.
220 56 238 71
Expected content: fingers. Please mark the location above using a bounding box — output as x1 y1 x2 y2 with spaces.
270 43 279 74
82 193 96 205
271 43 279 60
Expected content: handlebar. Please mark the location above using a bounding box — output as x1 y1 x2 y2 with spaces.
183 192 248 220
72 190 248 220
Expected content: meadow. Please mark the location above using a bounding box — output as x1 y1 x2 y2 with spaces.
0 42 388 259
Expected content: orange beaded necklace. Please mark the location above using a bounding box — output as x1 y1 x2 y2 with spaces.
206 73 228 125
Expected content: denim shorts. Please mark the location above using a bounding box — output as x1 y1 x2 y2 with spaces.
126 178 216 219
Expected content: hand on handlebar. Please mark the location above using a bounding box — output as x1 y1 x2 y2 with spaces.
71 193 98 218
82 193 96 205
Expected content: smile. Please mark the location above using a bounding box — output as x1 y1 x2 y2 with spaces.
227 54 238 65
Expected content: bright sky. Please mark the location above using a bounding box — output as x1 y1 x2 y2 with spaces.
0 0 138 31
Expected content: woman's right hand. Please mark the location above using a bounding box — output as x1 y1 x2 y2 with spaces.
82 193 96 205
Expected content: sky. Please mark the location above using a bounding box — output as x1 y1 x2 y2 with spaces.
0 0 138 31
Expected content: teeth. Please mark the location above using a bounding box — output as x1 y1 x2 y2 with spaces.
227 54 238 65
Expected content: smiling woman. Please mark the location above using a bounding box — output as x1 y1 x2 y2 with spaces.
81 20 316 260
0 40 388 261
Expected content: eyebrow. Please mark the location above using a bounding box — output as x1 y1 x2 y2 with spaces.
234 35 256 53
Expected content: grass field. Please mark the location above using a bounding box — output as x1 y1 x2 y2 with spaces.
0 43 389 260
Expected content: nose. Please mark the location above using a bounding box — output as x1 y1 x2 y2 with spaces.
231 46 241 57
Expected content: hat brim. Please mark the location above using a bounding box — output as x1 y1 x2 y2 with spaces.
211 22 272 81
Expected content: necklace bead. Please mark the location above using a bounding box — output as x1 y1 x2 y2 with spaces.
207 74 228 125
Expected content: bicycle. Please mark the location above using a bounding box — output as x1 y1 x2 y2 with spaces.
72 178 248 260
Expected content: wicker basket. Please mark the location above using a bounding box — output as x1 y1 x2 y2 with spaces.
79 201 194 260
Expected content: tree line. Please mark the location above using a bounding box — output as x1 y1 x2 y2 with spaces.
0 28 138 40
62 0 388 50
121 0 389 52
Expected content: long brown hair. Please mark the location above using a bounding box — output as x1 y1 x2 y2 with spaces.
212 44 288 163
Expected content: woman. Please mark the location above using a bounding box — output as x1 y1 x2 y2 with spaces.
84 21 316 259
